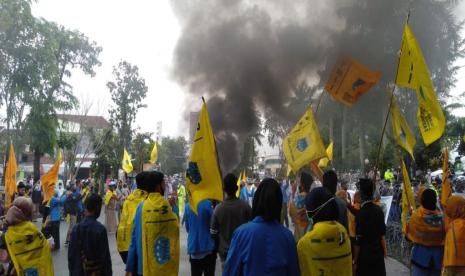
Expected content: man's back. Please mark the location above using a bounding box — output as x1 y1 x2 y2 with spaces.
68 218 112 276
211 198 251 258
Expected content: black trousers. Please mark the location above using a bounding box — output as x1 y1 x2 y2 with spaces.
119 251 128 264
189 253 217 276
50 221 60 250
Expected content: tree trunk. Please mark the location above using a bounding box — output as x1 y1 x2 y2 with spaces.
33 149 41 183
359 123 365 172
341 107 347 168
329 117 334 143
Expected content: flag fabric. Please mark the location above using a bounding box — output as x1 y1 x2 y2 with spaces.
236 171 243 198
283 108 327 172
401 159 416 233
396 24 445 145
186 100 223 214
5 143 17 207
41 151 62 203
122 149 133 174
441 148 452 207
390 92 416 159
318 142 334 168
149 143 158 164
325 57 381 107
286 164 293 177
242 170 247 183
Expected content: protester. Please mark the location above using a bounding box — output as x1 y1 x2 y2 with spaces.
104 182 118 233
177 183 187 218
211 173 252 269
348 191 361 250
64 186 80 246
56 182 65 197
289 172 313 241
1 197 54 275
323 170 348 230
117 172 149 264
14 182 26 201
223 178 299 275
442 195 465 275
31 182 42 219
185 199 216 276
126 171 179 276
341 180 352 202
280 179 290 227
239 177 256 207
297 187 352 275
353 179 386 276
68 194 112 276
49 191 66 250
80 180 91 206
405 188 445 276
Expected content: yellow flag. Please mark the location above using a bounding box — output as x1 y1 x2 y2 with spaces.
318 142 334 168
41 151 62 203
149 143 158 164
5 143 17 207
286 164 293 177
283 108 326 172
236 171 242 198
390 92 416 159
396 24 445 145
441 148 452 207
186 100 223 214
325 57 381 107
122 149 133 174
242 170 247 183
401 159 416 233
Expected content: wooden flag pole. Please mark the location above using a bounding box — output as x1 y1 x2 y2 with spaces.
373 10 411 179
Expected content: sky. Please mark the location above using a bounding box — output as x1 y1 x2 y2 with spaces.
32 0 465 143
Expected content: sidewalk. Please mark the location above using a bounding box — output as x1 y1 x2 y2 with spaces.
386 257 410 276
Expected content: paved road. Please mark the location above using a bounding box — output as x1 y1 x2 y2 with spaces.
47 213 408 276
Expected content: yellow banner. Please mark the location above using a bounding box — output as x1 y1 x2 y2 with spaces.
325 57 381 107
401 160 416 233
5 143 17 207
441 148 451 207
186 101 223 214
41 151 62 203
150 143 158 164
122 148 133 174
283 108 326 172
318 142 334 168
390 92 416 159
396 24 445 145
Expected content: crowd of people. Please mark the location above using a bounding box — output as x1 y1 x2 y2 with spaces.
0 167 463 275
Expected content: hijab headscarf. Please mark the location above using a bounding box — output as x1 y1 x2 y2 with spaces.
446 195 465 220
6 197 34 226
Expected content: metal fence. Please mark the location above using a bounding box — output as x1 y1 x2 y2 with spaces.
384 183 411 266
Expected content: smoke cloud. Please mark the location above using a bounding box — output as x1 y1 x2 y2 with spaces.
171 0 462 172
171 0 347 171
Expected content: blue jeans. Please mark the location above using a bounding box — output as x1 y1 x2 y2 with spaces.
411 264 441 276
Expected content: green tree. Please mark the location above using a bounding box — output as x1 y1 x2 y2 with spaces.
107 61 148 165
158 136 188 175
132 132 153 172
90 128 119 193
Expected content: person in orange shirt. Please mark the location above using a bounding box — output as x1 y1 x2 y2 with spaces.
406 188 445 276
442 195 465 276
288 172 313 241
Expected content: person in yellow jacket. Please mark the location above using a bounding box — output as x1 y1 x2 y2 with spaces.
125 171 179 276
177 183 186 218
104 182 118 233
406 188 445 276
2 197 53 275
297 187 352 276
443 195 465 276
117 172 149 264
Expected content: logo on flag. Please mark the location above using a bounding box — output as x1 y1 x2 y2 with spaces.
186 162 202 184
297 138 309 152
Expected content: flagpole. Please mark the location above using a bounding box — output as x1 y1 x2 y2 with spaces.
373 10 411 179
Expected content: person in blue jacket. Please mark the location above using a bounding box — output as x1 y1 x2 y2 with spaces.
224 178 300 276
49 191 66 250
185 199 216 276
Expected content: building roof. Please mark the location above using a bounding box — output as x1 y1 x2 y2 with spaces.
57 114 110 129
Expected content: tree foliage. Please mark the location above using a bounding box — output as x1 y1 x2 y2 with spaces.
107 61 148 163
158 136 188 175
